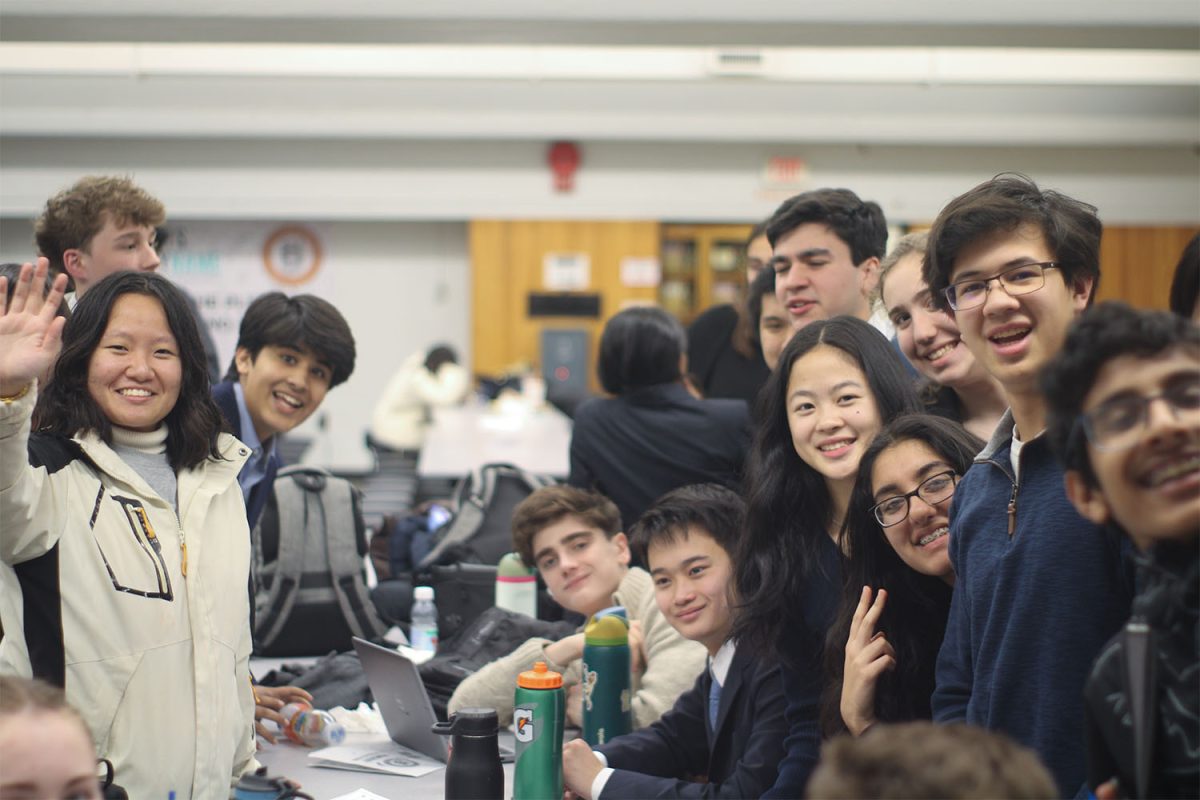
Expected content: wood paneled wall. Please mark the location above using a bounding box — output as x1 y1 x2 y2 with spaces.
1097 226 1197 310
470 220 661 390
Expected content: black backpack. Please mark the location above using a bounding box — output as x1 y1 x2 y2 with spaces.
417 463 556 569
252 465 389 656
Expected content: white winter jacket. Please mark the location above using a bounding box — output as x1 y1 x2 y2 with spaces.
0 387 257 799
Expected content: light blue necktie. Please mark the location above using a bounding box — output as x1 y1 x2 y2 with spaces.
707 676 721 730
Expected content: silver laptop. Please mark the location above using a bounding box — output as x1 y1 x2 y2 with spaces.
352 637 450 763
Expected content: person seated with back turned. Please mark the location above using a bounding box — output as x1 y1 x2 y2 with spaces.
211 291 356 742
1042 303 1199 799
567 306 751 530
448 485 706 728
561 484 786 800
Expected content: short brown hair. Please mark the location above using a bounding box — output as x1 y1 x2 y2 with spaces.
35 175 166 274
511 485 621 567
806 721 1057 799
0 675 93 744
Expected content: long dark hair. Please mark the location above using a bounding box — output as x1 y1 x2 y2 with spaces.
733 316 922 660
819 414 983 735
35 271 225 471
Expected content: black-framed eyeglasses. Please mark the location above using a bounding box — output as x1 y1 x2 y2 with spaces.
1079 375 1200 452
870 470 959 528
944 262 1059 311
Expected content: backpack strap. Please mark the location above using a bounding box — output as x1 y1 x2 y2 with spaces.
254 467 311 649
1121 619 1156 800
321 476 388 640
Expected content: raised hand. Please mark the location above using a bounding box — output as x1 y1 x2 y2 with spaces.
840 586 896 736
0 259 67 397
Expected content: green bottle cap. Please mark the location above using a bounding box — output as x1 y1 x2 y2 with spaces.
497 552 534 578
584 613 629 646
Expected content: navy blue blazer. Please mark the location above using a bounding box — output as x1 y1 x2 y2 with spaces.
567 383 750 530
596 644 786 798
212 379 279 531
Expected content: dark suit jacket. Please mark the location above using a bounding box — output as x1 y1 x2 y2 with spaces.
212 379 279 531
596 644 786 799
567 383 750 530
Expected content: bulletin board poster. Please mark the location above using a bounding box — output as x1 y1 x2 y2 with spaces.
157 222 333 368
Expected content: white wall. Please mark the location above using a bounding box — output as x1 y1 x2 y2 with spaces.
2 138 1197 225
0 217 470 471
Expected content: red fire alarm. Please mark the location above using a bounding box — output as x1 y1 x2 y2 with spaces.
548 141 581 192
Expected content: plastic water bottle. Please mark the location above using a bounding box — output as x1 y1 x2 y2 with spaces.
512 661 565 800
279 701 346 747
581 606 632 745
411 585 439 653
495 552 538 618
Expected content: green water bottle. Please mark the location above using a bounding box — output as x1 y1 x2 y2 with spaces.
512 661 565 800
581 606 632 746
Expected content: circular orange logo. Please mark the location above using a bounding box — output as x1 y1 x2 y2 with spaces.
262 226 323 286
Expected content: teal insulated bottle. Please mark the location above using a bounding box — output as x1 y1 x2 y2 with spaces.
581 606 632 745
512 661 565 800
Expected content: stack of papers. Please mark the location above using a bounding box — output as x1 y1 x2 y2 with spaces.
309 735 442 778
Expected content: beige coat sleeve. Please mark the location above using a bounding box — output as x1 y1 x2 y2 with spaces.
447 636 582 726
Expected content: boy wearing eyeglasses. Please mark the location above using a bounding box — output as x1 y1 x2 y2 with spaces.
921 173 1134 797
1043 302 1199 800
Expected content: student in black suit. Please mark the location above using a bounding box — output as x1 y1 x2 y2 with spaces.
211 291 356 742
562 484 786 799
567 307 751 530
211 292 356 530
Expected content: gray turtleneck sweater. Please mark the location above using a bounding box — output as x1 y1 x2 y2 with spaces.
110 425 177 514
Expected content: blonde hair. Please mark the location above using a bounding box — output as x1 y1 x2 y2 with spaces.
0 675 93 743
874 231 929 307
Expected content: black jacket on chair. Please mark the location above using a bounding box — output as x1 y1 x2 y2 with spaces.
566 383 750 530
596 644 786 798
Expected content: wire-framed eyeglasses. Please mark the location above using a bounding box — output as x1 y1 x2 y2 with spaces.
1079 376 1200 452
944 262 1059 311
870 470 959 528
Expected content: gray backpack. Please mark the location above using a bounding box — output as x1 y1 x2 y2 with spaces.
252 465 388 656
416 463 557 570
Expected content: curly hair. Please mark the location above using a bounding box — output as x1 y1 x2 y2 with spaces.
511 485 622 569
1041 301 1199 487
34 176 165 274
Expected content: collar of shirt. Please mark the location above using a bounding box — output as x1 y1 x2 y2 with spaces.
233 382 272 458
709 639 736 687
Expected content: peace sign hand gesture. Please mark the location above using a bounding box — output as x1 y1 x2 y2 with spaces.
840 585 897 736
0 259 68 398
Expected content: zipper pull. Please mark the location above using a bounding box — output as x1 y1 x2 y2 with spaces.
1006 483 1018 537
180 530 188 578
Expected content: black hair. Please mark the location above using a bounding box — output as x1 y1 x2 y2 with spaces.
1168 232 1199 319
820 414 984 736
923 173 1102 311
424 344 458 374
1042 301 1200 487
597 306 686 395
628 483 745 566
0 263 70 321
765 188 888 266
35 271 225 471
746 263 777 334
223 292 356 387
733 316 923 663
